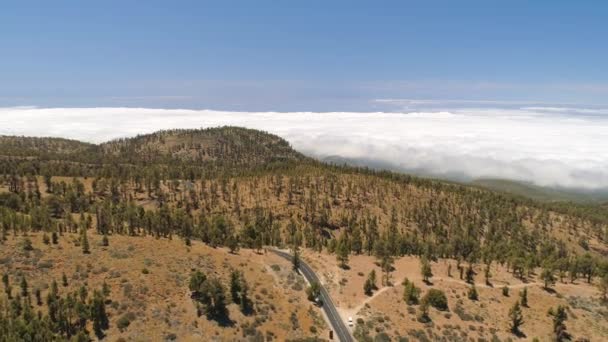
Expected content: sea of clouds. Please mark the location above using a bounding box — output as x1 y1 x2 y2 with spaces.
0 106 607 190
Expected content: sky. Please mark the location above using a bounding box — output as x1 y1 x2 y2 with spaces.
1 1 608 109
1 1 608 190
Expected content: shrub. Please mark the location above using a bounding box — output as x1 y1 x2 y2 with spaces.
423 289 448 311
117 312 136 332
21 238 34 251
467 286 478 301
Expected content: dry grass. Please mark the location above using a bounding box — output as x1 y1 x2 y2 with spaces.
302 249 608 341
0 232 328 341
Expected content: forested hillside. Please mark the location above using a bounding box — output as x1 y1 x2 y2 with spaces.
1 127 607 341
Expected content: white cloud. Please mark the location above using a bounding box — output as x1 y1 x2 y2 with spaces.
0 106 607 190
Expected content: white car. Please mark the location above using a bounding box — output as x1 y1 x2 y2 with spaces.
348 317 353 327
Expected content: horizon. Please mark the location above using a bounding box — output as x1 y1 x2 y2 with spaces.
2 1 607 192
2 105 607 192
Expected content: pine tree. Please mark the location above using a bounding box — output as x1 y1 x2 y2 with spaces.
520 287 528 307
548 305 569 341
417 299 431 323
465 264 475 284
35 288 42 305
467 285 478 301
81 228 90 254
229 269 242 303
509 302 524 335
421 256 433 284
364 270 377 296
403 278 420 305
292 247 301 271
20 276 28 297
336 237 349 269
541 267 556 290
306 282 321 302
2 273 10 299
239 274 252 314
91 290 109 338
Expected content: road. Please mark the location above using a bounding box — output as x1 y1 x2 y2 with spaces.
270 249 354 342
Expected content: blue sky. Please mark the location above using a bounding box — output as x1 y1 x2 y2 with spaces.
2 1 608 110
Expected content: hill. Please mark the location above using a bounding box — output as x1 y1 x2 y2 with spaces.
1 127 607 341
472 178 608 203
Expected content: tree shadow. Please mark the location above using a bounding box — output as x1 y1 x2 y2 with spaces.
542 287 557 295
512 329 526 338
423 279 434 286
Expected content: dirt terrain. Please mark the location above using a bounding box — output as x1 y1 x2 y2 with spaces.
0 232 329 341
302 250 608 341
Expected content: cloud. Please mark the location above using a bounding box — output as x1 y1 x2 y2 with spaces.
0 106 607 190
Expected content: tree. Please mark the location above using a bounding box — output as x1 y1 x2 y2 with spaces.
81 228 90 254
292 247 301 272
548 305 569 341
229 270 241 303
336 237 350 269
306 282 321 303
238 274 252 314
35 288 42 306
363 270 377 296
62 272 68 287
199 278 228 320
226 235 239 254
502 286 509 297
484 262 492 285
42 233 50 245
90 290 109 338
541 266 556 290
2 273 11 299
420 256 433 284
374 239 394 286
520 287 528 307
189 270 207 297
20 276 28 297
578 254 595 284
102 281 111 297
508 302 524 335
102 234 109 247
403 278 420 305
422 289 448 311
416 299 431 323
467 285 478 301
465 264 475 284
364 278 374 296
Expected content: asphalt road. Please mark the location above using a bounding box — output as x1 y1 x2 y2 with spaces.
270 249 354 342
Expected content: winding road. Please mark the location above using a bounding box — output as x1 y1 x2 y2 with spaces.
270 249 354 342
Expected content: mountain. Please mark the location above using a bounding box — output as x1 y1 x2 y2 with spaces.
472 178 608 203
1 127 607 341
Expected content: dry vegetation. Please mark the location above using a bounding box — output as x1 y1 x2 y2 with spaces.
302 250 608 341
1 127 607 341
0 232 328 341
